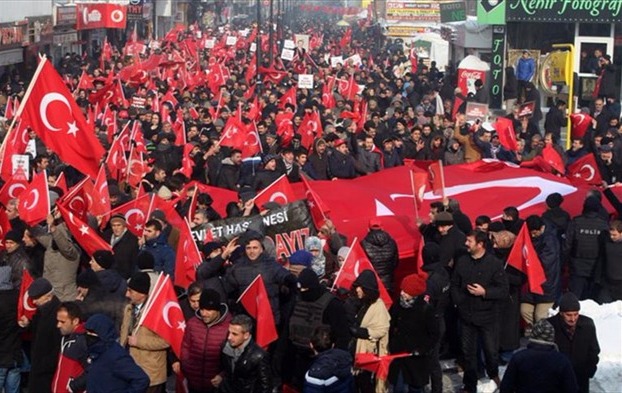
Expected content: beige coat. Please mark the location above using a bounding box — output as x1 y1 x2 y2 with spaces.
454 125 482 163
35 223 80 302
120 304 170 386
355 298 391 393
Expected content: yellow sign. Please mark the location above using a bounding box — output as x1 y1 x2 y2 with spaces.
548 50 571 85
386 25 426 37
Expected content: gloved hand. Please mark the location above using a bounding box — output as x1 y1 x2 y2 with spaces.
349 326 370 339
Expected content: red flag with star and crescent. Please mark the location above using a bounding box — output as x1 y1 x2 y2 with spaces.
140 274 184 357
0 119 31 182
108 193 153 237
253 175 296 209
331 239 392 308
174 219 204 288
242 122 262 158
506 223 546 295
17 269 36 321
0 207 11 250
18 171 50 226
237 275 278 348
19 59 105 180
566 154 602 187
299 111 323 150
301 175 330 228
0 171 28 207
56 203 112 257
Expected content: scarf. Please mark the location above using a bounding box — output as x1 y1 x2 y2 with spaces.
399 296 416 309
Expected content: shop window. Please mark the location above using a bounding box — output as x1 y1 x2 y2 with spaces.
578 24 610 37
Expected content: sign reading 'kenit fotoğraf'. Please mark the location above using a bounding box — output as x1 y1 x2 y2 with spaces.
507 0 622 23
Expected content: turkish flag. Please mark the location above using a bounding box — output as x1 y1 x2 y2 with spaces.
56 203 112 257
109 193 152 237
179 144 195 179
566 154 602 187
253 175 296 208
332 239 393 308
409 47 418 74
126 147 148 188
59 177 90 221
354 352 411 381
237 275 278 348
570 113 593 139
4 96 15 120
506 223 546 295
17 269 36 321
242 122 262 158
20 60 104 180
278 87 297 111
106 132 129 178
181 181 238 219
77 71 94 90
130 121 147 154
18 171 50 226
54 172 68 195
428 160 445 197
299 111 323 150
542 145 565 175
301 174 330 228
338 74 357 101
0 171 28 207
0 207 11 250
494 117 518 152
276 112 294 147
0 119 30 181
219 117 247 148
174 219 203 289
411 170 428 206
339 27 352 48
140 274 184 357
91 165 111 216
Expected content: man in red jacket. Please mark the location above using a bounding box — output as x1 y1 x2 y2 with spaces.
180 289 232 393
53 301 88 393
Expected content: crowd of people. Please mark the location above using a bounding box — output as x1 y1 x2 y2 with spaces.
0 9 619 393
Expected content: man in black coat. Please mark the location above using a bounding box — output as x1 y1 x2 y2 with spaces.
0 266 21 392
218 314 272 393
451 230 509 393
328 139 357 179
217 149 242 191
17 278 61 393
252 155 283 190
544 100 567 141
434 212 466 268
103 214 139 280
548 292 600 393
361 219 399 293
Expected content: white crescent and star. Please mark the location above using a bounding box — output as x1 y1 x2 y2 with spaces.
39 92 73 133
23 291 36 312
269 192 288 204
22 190 40 211
578 164 595 181
162 301 185 331
8 183 26 198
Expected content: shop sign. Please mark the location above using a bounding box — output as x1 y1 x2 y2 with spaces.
507 0 622 23
386 25 427 37
386 1 441 22
490 25 505 109
0 22 29 50
55 5 77 26
478 0 506 25
128 0 144 21
440 1 466 23
53 32 78 45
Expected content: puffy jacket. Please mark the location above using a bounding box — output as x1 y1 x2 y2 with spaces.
563 213 608 278
0 246 30 288
224 253 295 324
142 234 176 280
361 230 399 292
85 314 150 393
303 348 354 393
34 223 81 302
516 57 535 81
181 306 232 392
220 339 272 393
451 252 509 326
52 324 87 393
328 150 357 179
95 269 127 300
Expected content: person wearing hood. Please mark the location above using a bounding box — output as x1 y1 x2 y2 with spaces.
563 197 609 300
350 269 390 393
388 274 440 393
500 319 578 393
253 154 283 191
288 269 350 389
304 236 338 284
140 219 176 280
303 326 354 393
308 138 330 180
84 314 149 393
361 219 399 294
89 250 127 300
444 138 464 165
181 289 232 393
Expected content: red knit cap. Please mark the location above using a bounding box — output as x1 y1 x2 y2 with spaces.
401 274 427 297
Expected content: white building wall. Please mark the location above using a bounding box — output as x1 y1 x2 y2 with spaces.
0 2 54 23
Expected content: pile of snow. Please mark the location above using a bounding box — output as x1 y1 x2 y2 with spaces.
478 300 622 393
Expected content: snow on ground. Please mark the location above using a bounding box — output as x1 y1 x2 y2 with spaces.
476 300 622 393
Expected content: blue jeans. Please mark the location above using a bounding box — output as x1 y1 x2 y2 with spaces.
0 366 21 393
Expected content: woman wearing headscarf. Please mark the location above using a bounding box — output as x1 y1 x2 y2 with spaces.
304 236 338 285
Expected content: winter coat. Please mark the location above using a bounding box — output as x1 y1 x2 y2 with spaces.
353 298 390 393
355 148 382 174
423 262 451 316
224 252 295 325
103 229 139 279
217 158 241 191
52 324 88 393
181 307 232 392
438 225 467 268
328 150 357 179
548 314 600 393
142 234 176 279
85 314 150 393
219 339 273 393
454 127 482 163
34 223 81 302
29 296 62 393
303 348 354 393
388 297 440 387
500 341 578 393
79 284 126 335
0 288 21 368
252 168 282 191
544 106 566 137
1 246 30 289
361 230 399 292
597 64 617 98
523 226 561 303
516 57 535 81
563 212 609 278
95 269 127 300
542 207 571 238
119 304 170 386
308 148 329 180
444 145 465 166
451 252 509 326
503 67 518 101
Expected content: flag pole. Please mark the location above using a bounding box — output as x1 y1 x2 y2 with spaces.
0 56 48 162
330 237 357 292
409 169 419 220
438 160 446 200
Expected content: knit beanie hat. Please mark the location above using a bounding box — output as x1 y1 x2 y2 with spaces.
546 192 564 209
298 268 320 290
337 247 350 260
128 272 151 295
559 292 580 312
401 274 427 297
531 319 556 343
304 236 322 251
28 278 53 299
199 289 222 311
289 250 313 267
93 250 114 270
4 230 21 243
353 270 378 292
136 252 155 270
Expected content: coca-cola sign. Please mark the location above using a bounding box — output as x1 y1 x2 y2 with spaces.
458 69 485 96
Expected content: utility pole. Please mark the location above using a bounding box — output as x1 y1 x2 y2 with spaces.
256 0 262 94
